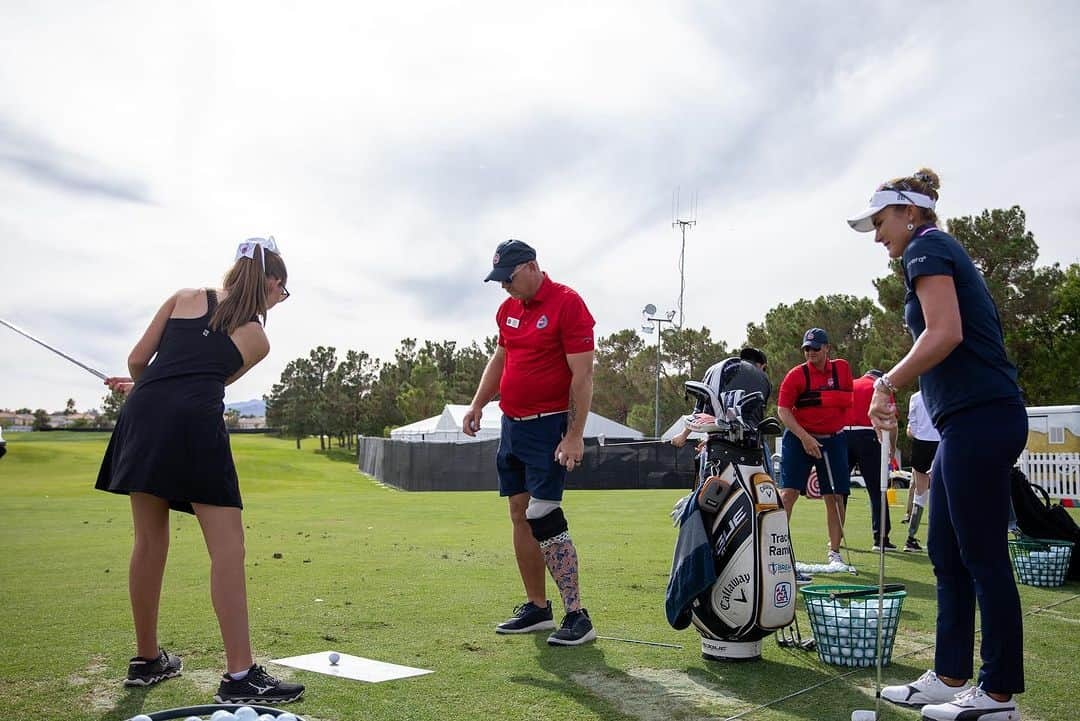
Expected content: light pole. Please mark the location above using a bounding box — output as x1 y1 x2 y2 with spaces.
641 304 676 439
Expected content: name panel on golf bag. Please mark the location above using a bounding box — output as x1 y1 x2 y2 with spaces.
757 507 796 628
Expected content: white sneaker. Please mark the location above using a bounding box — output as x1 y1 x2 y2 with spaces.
920 685 1019 720
881 669 971 707
826 550 844 565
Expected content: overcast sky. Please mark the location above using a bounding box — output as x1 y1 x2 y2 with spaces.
1 1 1077 413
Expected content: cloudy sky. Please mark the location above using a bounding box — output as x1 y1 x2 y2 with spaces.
1 1 1077 413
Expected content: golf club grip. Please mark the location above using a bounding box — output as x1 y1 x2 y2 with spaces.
880 431 891 500
828 583 905 600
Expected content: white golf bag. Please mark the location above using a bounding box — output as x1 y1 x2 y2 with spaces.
670 381 796 661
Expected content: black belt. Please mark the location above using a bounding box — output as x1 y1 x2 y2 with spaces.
508 410 567 422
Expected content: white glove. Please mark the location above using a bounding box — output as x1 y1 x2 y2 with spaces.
670 493 692 526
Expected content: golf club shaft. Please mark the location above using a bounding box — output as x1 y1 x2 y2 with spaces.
0 317 108 381
874 432 891 719
822 452 855 572
596 635 683 649
599 439 669 447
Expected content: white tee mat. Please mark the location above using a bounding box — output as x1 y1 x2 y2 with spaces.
270 651 433 682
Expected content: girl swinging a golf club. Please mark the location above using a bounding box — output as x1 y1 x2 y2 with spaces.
95 237 305 705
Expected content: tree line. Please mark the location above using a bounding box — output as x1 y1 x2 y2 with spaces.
204 206 1078 453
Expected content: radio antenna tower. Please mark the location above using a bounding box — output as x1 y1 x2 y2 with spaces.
671 187 697 329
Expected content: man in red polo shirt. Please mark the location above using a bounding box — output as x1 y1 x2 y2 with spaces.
463 239 597 646
777 328 853 575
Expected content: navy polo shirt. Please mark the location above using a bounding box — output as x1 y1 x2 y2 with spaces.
902 225 1021 425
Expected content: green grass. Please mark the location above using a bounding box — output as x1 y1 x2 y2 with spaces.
0 432 1075 721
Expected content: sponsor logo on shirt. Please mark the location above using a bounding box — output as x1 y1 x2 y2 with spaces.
907 255 927 268
506 317 520 328
536 314 548 329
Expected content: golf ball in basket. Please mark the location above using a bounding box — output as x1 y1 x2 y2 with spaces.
235 707 258 721
278 714 299 721
329 651 341 665
131 716 152 721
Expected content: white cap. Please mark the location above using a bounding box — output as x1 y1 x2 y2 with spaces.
847 188 936 232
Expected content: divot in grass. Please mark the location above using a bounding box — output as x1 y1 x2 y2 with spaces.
572 667 742 721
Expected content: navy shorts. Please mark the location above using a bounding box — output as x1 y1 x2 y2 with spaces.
779 430 850 495
497 413 568 500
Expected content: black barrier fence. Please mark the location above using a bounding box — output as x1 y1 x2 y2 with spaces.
357 436 700 492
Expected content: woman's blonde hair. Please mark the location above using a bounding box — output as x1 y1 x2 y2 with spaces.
880 167 941 225
209 249 287 336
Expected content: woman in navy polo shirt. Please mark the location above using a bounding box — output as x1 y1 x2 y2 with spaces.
848 169 1027 721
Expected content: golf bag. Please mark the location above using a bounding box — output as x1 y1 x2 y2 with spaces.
667 381 796 661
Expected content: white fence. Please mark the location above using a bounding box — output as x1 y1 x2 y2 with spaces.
1016 451 1080 500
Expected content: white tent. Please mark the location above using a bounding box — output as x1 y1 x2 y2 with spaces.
390 402 644 443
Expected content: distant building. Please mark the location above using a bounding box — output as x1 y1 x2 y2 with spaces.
0 411 34 427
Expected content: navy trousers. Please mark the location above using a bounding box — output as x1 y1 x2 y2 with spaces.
846 428 891 543
928 399 1027 694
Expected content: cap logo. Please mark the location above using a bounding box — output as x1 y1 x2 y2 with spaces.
492 252 500 265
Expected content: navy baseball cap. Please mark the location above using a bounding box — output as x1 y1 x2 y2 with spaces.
484 239 536 282
801 328 829 350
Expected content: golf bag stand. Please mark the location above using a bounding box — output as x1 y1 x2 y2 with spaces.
683 384 796 661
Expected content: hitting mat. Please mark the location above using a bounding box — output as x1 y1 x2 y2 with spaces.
271 651 433 682
796 560 858 575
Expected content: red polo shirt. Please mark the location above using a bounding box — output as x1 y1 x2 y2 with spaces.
496 274 595 418
847 374 895 428
777 358 853 435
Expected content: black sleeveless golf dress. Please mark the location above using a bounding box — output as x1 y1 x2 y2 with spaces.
95 290 247 514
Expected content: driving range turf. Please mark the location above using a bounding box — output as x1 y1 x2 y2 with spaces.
0 432 1074 721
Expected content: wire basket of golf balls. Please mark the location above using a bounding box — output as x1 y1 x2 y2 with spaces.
1009 537 1074 587
800 584 907 668
125 705 304 721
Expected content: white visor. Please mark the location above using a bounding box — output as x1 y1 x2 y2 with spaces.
847 189 936 232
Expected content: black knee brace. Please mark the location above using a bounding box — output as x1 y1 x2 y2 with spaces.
527 507 568 544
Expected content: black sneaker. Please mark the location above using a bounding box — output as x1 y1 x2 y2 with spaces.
547 608 597 646
795 571 814 586
903 537 923 553
124 648 182 687
495 600 555 634
214 664 304 704
872 539 898 552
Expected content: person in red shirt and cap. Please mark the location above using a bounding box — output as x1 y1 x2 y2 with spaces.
845 369 898 551
463 239 597 646
777 328 854 579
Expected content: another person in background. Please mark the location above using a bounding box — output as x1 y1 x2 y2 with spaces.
776 328 853 579
463 239 598 646
849 169 1027 720
904 389 938 553
95 237 304 704
846 369 897 551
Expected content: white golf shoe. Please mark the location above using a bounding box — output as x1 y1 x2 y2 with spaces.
881 669 971 707
920 685 1019 720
